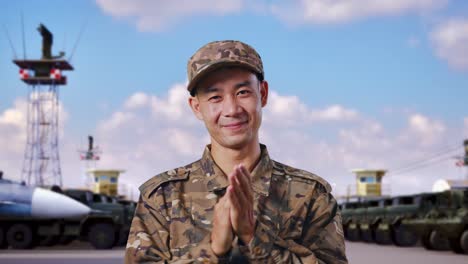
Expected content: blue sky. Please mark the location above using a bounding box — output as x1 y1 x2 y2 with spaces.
1 0 468 199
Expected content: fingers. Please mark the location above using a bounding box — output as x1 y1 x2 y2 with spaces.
228 164 253 204
227 185 240 210
236 165 254 203
228 175 249 209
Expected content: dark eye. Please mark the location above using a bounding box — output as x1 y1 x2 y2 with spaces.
209 95 221 102
237 90 251 96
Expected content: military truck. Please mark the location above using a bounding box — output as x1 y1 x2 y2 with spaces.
404 189 468 254
340 188 468 254
369 198 393 245
340 201 359 241
441 189 468 254
117 199 137 246
340 198 392 244
60 189 134 249
358 199 380 243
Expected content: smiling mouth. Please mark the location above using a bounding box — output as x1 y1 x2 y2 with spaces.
222 121 248 130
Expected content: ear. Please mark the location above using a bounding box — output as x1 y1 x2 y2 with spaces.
188 96 204 120
259 80 269 107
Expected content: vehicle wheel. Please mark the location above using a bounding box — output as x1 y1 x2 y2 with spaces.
459 229 468 254
117 227 130 246
422 231 434 250
88 223 115 249
39 235 60 247
6 224 35 249
0 226 7 249
449 235 464 254
347 227 360 242
392 225 418 247
423 230 449 251
58 235 76 245
360 228 373 243
374 229 392 245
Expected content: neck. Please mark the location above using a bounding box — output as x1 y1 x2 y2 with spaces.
211 140 261 177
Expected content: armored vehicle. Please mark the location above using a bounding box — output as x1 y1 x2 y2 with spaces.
60 189 133 249
340 201 359 241
404 189 468 254
358 199 380 243
341 188 468 254
117 199 137 246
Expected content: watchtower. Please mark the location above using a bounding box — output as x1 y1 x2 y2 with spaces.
351 169 387 197
13 24 73 187
87 169 125 196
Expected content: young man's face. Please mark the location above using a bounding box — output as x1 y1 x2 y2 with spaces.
189 67 268 150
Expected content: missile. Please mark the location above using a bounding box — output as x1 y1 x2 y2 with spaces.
0 179 90 218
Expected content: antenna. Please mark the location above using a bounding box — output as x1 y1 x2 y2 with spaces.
21 11 27 59
2 24 18 59
62 32 67 53
68 18 88 62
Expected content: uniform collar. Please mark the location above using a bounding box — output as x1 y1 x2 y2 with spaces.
200 144 273 197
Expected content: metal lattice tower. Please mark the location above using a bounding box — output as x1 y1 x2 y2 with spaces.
13 24 73 187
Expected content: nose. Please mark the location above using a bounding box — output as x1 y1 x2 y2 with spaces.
222 95 242 117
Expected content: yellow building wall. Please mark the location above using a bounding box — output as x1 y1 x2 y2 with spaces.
357 182 382 196
90 170 122 196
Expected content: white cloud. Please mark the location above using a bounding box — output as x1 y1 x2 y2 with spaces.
99 111 134 131
407 113 445 146
309 105 358 121
96 0 245 32
150 83 194 122
124 92 150 109
0 99 28 155
96 0 446 31
264 91 359 126
431 18 468 71
271 0 447 25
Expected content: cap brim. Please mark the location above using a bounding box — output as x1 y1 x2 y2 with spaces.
187 60 261 95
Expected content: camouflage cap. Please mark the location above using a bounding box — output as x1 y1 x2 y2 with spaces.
187 40 264 95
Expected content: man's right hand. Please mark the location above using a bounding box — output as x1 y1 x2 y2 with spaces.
211 190 234 256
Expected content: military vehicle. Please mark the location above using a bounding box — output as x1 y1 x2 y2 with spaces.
441 189 468 254
357 199 380 243
404 189 468 254
340 201 359 241
369 198 392 245
0 173 91 249
58 188 134 249
117 198 137 246
340 188 468 254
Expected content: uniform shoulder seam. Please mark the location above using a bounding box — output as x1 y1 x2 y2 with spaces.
272 160 332 193
139 160 201 199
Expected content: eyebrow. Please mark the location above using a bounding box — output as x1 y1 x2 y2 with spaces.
202 80 254 94
234 80 252 89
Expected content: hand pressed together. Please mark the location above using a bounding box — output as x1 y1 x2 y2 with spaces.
210 164 256 256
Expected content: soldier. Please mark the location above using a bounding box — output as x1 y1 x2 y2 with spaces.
125 40 348 263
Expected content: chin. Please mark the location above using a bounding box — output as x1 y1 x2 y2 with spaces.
218 136 252 150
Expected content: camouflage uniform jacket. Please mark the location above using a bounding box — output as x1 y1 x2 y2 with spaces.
125 145 347 263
